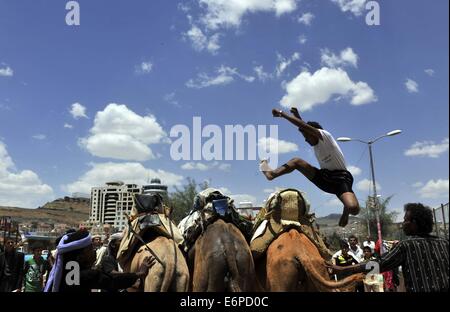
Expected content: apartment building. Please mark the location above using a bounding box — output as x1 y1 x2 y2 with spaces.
89 181 141 231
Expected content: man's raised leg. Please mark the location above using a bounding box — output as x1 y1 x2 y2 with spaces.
337 192 360 227
260 158 316 181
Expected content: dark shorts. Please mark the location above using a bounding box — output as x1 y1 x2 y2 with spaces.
310 168 354 197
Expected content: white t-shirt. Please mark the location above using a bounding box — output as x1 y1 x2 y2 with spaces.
332 248 363 264
313 129 347 171
349 245 364 262
363 241 376 252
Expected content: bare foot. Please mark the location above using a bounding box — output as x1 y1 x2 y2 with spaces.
259 160 274 181
338 208 349 227
349 205 360 216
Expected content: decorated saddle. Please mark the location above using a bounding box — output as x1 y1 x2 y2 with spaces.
250 188 332 261
117 193 183 268
178 188 253 252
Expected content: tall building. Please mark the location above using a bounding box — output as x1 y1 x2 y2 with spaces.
89 181 141 231
142 178 168 198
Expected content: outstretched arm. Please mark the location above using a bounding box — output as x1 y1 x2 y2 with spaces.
272 108 322 141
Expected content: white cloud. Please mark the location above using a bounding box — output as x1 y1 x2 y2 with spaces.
0 66 13 77
181 162 210 171
356 178 381 193
32 134 47 140
136 62 153 74
0 142 15 172
258 137 299 154
280 67 377 111
298 12 314 25
298 34 307 44
163 93 180 107
230 194 258 206
324 197 343 208
178 3 191 13
263 186 284 194
254 52 301 81
331 0 368 16
70 103 88 119
321 47 358 68
424 69 435 77
64 162 184 194
404 138 449 158
181 161 231 171
276 52 300 77
0 140 54 207
416 179 449 199
212 185 259 205
347 165 362 176
184 25 221 54
405 79 419 93
412 182 424 188
254 66 273 82
79 103 167 161
186 65 254 88
199 0 299 30
64 123 73 129
218 163 232 171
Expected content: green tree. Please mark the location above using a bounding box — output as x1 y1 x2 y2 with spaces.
362 195 399 240
326 231 342 252
168 178 209 224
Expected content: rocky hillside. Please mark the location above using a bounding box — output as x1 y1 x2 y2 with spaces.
0 197 90 226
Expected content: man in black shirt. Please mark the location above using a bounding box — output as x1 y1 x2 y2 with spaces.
328 203 449 292
0 236 25 292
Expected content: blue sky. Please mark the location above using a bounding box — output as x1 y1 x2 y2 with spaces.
0 0 448 220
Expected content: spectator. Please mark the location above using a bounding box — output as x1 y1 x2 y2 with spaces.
348 235 364 262
363 236 376 252
48 229 77 271
328 203 449 292
98 233 124 292
99 233 123 274
0 236 25 292
362 246 377 262
23 245 51 292
361 245 384 292
333 240 358 280
92 235 107 269
331 235 363 264
44 229 155 292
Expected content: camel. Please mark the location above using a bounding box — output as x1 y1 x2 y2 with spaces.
256 229 364 292
124 233 190 292
189 219 259 292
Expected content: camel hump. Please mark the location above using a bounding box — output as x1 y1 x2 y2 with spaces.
266 188 310 223
251 189 332 261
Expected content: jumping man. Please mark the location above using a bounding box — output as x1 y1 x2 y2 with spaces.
260 107 360 227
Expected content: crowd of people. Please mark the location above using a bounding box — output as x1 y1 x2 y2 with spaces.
330 235 400 292
328 203 449 292
0 203 448 293
0 229 154 292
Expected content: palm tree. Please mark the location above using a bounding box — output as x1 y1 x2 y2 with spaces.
168 178 209 224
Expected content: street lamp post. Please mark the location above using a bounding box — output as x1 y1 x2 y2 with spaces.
337 130 402 255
